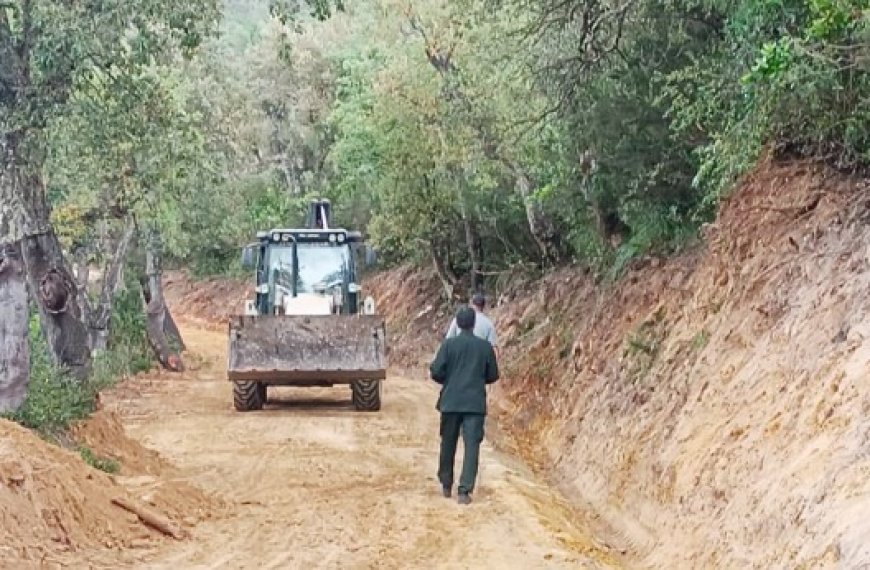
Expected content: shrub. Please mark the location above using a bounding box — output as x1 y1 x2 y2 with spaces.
78 446 121 474
7 273 153 438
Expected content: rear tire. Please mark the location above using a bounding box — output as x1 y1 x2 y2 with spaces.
351 380 381 412
234 381 265 411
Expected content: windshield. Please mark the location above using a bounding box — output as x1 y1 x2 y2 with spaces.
297 243 349 293
266 243 350 296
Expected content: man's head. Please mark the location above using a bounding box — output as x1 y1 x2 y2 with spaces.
471 293 486 311
456 306 476 331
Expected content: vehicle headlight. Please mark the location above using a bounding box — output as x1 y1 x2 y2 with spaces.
363 295 376 315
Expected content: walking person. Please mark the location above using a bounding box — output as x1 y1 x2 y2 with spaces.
430 307 499 505
445 293 498 355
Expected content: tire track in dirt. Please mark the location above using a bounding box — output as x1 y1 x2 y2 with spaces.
96 319 618 569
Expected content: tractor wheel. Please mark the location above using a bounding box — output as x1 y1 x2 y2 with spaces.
351 380 381 412
233 381 265 411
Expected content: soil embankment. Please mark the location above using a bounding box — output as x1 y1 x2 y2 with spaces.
0 414 221 569
364 157 870 568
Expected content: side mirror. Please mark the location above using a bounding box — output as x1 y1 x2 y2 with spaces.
241 246 256 269
364 246 378 268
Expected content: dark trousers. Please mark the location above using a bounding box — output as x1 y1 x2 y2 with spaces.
438 412 485 495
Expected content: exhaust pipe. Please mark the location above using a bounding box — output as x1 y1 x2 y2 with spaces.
307 199 332 229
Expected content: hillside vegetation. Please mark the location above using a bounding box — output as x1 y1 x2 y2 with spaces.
31 0 869 280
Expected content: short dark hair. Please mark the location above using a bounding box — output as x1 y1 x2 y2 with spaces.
471 293 486 309
456 307 476 331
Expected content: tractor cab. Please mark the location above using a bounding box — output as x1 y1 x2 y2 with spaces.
240 200 372 317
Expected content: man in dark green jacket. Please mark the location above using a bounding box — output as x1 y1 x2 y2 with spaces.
430 306 499 505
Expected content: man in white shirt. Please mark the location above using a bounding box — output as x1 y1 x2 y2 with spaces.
445 293 498 357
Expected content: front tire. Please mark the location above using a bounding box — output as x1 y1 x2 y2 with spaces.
351 380 381 412
234 381 265 411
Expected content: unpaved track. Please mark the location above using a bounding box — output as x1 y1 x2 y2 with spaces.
106 320 615 569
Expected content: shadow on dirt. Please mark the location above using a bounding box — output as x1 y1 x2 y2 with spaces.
262 396 356 414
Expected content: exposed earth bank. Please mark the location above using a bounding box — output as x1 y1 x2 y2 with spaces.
366 157 870 568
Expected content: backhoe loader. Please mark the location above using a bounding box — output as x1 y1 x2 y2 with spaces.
228 199 386 411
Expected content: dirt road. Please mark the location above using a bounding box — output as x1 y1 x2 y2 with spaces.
99 319 616 569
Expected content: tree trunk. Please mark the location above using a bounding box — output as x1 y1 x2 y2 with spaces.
111 497 187 540
139 268 185 352
161 308 185 351
0 135 31 411
88 222 136 353
72 249 91 320
430 240 459 302
20 229 93 380
514 168 564 264
140 230 184 371
458 189 483 293
0 243 30 412
1 138 91 380
142 282 185 353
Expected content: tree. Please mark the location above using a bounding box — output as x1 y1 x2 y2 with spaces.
0 1 219 400
0 242 28 412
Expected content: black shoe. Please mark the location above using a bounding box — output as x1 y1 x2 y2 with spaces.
458 493 472 505
442 486 452 498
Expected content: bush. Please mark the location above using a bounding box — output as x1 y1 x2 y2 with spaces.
7 275 153 438
666 0 870 199
7 314 95 437
101 272 153 378
78 445 121 474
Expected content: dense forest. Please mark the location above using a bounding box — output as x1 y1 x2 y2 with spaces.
0 1 867 421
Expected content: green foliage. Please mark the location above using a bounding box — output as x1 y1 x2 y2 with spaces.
488 0 868 274
101 270 154 377
269 0 344 23
319 3 548 276
1 0 221 139
8 315 95 437
626 336 659 358
40 0 870 289
78 446 121 474
7 277 152 437
666 0 869 198
692 330 710 350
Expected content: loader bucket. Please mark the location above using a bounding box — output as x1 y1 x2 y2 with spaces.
227 314 387 384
